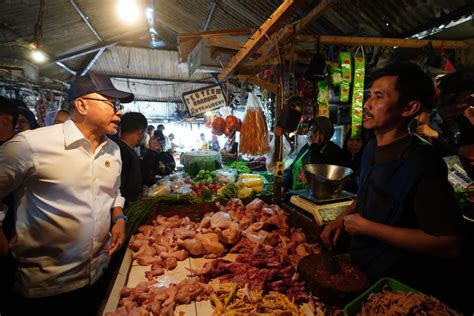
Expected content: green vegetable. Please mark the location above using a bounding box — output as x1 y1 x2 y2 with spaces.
229 161 251 174
201 187 213 201
193 169 217 183
216 183 238 200
185 158 221 177
123 193 197 237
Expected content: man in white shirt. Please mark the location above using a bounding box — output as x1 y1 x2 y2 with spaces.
0 72 133 315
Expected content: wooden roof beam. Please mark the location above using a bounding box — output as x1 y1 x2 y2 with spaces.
238 75 277 94
178 28 254 41
217 0 304 81
294 35 471 49
260 0 338 57
178 29 254 63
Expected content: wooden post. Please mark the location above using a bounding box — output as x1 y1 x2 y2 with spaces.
273 48 285 202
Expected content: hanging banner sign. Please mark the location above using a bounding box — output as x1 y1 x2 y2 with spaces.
182 84 227 117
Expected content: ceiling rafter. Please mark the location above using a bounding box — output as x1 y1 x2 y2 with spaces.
217 0 305 81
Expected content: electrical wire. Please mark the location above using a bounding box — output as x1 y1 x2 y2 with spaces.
33 0 45 45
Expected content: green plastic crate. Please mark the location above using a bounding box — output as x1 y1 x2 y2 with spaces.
343 277 418 316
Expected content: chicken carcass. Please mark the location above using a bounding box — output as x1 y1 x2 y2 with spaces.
178 233 226 256
218 226 241 245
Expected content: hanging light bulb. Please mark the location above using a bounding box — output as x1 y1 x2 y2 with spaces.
31 50 47 63
29 43 47 63
117 0 140 23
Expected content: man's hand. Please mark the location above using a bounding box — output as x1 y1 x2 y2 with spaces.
321 200 357 247
416 124 439 138
320 218 344 247
343 214 369 235
105 220 125 255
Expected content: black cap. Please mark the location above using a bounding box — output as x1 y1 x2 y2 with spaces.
67 72 134 103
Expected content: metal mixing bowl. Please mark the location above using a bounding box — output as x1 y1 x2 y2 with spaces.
303 164 353 199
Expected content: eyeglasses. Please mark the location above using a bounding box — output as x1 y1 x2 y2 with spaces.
81 97 123 113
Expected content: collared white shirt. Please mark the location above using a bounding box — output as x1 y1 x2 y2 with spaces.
0 120 125 298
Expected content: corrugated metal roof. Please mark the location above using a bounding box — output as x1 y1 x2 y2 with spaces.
93 46 211 81
1 0 473 119
110 77 211 102
124 101 179 119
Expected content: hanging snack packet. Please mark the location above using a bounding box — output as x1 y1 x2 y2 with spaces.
339 82 350 103
317 80 330 118
339 52 352 83
328 62 342 87
351 56 365 138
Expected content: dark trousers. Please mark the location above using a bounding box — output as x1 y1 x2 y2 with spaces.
1 246 126 316
2 274 109 316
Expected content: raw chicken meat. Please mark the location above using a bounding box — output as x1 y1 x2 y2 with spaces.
178 233 226 256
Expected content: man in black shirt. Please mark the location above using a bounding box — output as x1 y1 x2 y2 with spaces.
116 112 147 203
321 62 470 312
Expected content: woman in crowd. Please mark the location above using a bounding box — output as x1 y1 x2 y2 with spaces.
283 116 344 191
15 105 39 133
141 135 176 186
220 130 238 163
342 133 365 193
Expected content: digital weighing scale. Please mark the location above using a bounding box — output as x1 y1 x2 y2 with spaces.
289 189 356 226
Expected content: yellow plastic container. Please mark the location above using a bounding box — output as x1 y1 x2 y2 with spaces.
252 186 263 192
238 173 261 179
240 177 263 187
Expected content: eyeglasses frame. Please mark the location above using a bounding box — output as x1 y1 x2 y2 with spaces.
81 97 123 113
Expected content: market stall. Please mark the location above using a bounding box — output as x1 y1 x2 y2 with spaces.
101 197 362 315
1 0 473 315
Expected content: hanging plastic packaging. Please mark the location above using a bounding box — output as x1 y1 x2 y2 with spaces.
328 62 342 87
338 51 352 103
339 52 352 83
351 50 365 138
339 82 350 103
317 80 330 118
239 93 269 155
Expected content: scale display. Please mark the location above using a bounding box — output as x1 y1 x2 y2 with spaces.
289 192 355 226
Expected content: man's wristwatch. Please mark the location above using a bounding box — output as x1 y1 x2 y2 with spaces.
112 214 128 224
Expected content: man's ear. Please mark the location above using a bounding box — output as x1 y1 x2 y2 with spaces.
402 100 421 118
74 98 87 115
0 115 10 127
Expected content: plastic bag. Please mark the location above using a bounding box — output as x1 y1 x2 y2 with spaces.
219 106 232 117
147 180 170 197
239 93 269 155
170 178 192 194
215 168 237 184
266 135 291 172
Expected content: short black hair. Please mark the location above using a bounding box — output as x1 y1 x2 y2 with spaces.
120 112 147 134
0 96 19 126
154 130 165 142
372 62 435 112
157 124 165 130
56 109 69 115
147 125 155 132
